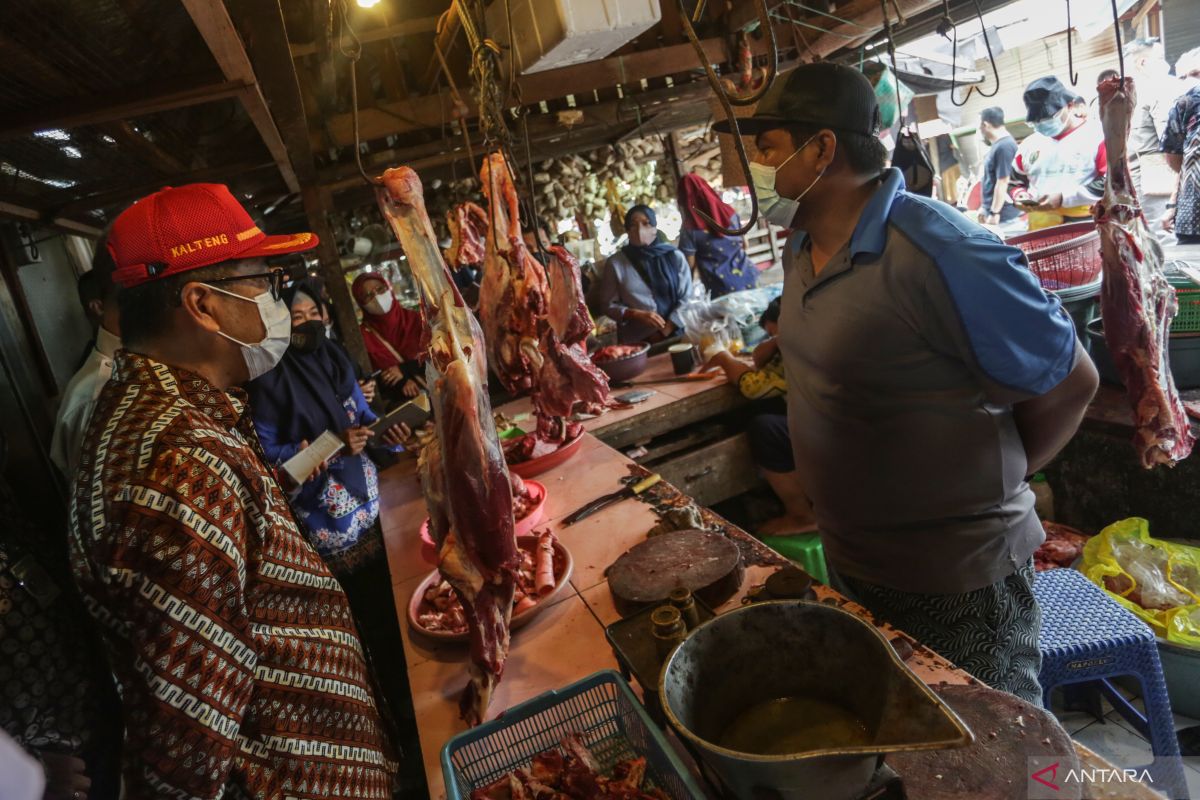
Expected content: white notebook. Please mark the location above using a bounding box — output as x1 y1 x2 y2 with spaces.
281 430 345 486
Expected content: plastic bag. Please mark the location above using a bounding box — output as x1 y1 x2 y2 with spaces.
1081 518 1200 648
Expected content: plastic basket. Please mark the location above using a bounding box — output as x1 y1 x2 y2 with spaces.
1006 222 1102 290
1173 287 1200 333
441 670 705 799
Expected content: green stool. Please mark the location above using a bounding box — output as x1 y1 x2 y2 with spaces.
760 532 828 586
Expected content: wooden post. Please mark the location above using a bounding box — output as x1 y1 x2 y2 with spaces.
302 187 371 373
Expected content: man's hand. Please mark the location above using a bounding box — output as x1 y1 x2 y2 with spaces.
40 751 90 800
339 426 375 456
1163 207 1177 232
401 379 420 398
381 423 411 447
380 366 404 387
1031 192 1064 211
295 439 327 480
359 379 377 403
984 212 1001 225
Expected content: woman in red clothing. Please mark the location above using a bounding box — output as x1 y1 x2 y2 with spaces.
352 272 425 403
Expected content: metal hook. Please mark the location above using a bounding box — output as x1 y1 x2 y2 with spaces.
939 0 971 107
1065 0 1080 85
677 0 777 236
945 0 1000 105
1111 0 1125 80
971 0 1001 97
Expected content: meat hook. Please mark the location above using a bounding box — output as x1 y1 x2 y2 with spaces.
1065 0 1079 85
943 0 1000 105
678 0 778 236
1111 0 1125 80
338 0 382 186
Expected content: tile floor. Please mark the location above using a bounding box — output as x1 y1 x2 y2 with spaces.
1048 684 1200 798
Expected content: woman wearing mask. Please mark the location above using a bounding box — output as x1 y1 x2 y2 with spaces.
352 272 425 404
248 284 408 577
594 205 693 343
676 174 757 297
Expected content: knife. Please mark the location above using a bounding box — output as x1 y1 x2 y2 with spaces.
609 373 719 389
562 473 662 526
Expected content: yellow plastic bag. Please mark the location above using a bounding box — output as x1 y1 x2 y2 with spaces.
1081 518 1200 648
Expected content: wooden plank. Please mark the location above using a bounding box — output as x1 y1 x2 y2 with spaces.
649 432 759 508
318 37 729 148
226 0 372 372
181 0 301 193
0 78 248 140
0 199 103 237
594 385 750 451
49 161 276 215
290 15 439 58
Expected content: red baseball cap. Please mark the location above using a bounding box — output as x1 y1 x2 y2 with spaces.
108 183 319 288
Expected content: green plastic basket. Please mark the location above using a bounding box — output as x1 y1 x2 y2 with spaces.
1172 285 1200 334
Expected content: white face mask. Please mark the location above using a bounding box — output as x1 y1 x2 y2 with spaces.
205 285 292 380
364 292 394 316
749 134 826 228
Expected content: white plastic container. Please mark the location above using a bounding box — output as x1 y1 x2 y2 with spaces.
486 0 661 75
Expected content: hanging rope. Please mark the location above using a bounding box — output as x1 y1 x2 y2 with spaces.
880 0 905 129
676 0 778 236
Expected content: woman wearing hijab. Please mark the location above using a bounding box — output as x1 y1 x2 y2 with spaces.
352 271 425 404
248 282 407 578
677 174 758 297
594 205 693 343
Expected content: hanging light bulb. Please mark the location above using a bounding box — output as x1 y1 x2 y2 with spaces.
356 0 381 7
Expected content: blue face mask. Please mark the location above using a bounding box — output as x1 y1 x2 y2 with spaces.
1034 113 1069 138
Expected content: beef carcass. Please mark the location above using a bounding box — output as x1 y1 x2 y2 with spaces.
543 244 592 345
1096 77 1196 467
478 153 549 395
377 166 520 725
447 201 488 267
539 243 611 417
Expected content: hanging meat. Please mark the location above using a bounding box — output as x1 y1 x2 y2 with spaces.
537 243 611 418
447 201 489 267
377 166 520 725
478 153 549 395
1096 77 1195 467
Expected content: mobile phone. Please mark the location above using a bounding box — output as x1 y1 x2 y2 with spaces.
615 389 655 404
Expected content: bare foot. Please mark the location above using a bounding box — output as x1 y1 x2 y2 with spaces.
758 515 819 536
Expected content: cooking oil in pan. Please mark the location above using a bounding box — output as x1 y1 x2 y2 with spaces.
718 696 871 756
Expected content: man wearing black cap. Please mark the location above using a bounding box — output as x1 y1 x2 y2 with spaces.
1012 75 1107 230
716 62 1099 703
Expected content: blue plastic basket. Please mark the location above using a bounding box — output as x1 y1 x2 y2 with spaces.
441 670 705 799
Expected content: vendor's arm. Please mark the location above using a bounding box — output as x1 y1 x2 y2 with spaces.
1014 340 1098 473
706 350 753 387
918 226 1094 470
752 337 779 369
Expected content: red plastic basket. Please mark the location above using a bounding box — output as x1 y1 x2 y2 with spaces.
1005 222 1102 290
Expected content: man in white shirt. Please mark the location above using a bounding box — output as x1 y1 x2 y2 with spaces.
50 243 122 479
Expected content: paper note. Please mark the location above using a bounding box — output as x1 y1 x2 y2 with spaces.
281 430 344 485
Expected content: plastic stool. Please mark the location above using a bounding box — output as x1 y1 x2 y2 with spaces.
760 532 828 585
1035 568 1190 799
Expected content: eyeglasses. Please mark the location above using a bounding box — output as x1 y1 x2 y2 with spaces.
204 268 290 301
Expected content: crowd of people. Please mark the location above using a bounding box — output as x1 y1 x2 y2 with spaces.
974 38 1200 241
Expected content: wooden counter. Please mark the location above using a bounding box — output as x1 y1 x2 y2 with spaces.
383 434 975 798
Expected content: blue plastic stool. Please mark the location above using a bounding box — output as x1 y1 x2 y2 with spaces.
1035 568 1190 800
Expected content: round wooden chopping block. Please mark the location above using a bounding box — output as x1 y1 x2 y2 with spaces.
887 683 1080 800
608 530 743 616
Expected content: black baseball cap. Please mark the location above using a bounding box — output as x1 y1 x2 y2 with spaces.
713 62 882 137
1023 76 1072 122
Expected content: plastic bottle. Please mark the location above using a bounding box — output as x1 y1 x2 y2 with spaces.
1030 473 1055 521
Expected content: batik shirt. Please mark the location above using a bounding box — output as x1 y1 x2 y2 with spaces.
1162 86 1200 237
68 352 396 800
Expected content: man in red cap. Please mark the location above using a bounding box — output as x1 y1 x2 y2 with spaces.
68 184 399 799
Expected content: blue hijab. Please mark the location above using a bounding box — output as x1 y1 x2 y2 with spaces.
621 205 685 318
247 280 368 496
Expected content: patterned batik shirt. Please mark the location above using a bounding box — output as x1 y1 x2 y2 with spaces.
68 352 397 800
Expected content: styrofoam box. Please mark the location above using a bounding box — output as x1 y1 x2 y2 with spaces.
486 0 662 75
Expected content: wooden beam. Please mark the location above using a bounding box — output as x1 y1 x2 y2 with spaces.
290 15 440 58
805 0 944 59
48 161 276 215
227 0 370 371
0 200 102 238
181 0 301 193
0 79 248 140
318 37 728 148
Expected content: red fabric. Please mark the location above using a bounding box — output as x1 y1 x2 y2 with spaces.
678 173 736 235
1095 141 1109 176
109 183 318 288
352 273 425 368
